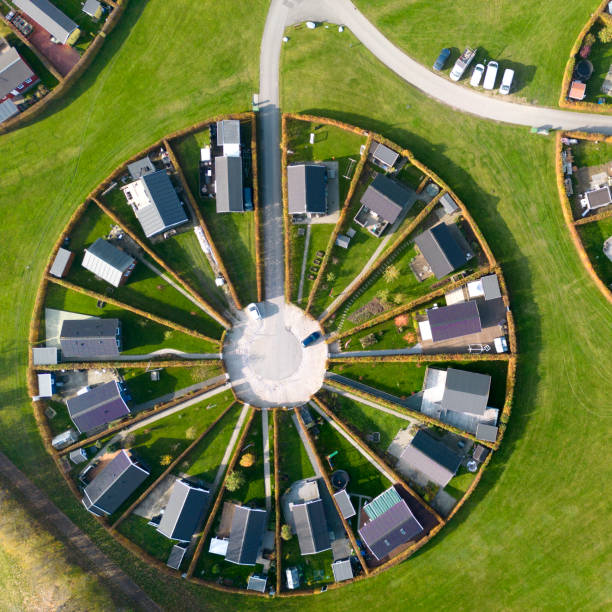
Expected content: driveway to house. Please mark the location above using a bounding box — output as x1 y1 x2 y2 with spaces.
115 350 222 360
262 408 272 512
262 0 612 133
291 411 322 477
329 346 422 358
0 452 161 612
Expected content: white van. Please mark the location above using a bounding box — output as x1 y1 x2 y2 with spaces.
499 68 515 95
483 61 498 90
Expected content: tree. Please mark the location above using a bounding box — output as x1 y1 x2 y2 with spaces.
326 271 336 283
225 470 245 492
383 264 399 284
584 32 596 47
392 292 405 305
376 288 390 303
185 426 197 440
280 524 293 541
239 452 255 467
160 454 172 466
599 25 612 44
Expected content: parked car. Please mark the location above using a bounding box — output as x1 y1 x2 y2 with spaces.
470 63 485 87
499 68 515 95
433 48 451 71
301 331 322 347
246 302 262 320
449 46 477 81
483 61 499 90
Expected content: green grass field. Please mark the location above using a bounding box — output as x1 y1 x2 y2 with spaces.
352 0 596 107
117 514 175 563
277 411 315 488
0 0 610 608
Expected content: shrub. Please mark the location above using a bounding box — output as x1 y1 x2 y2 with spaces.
599 25 612 43
584 32 596 47
239 452 255 467
383 264 399 283
160 454 172 466
326 271 336 283
185 426 197 440
281 524 293 541
225 470 245 492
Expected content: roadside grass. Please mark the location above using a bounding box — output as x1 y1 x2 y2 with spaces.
277 411 315 488
172 129 258 306
318 390 409 453
121 364 224 406
577 216 612 286
43 283 219 354
352 0 595 107
117 514 175 563
312 417 391 500
99 188 229 316
328 360 508 407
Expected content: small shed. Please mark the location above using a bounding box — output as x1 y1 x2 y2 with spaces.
331 559 353 583
285 567 300 590
37 372 55 397
476 423 498 443
0 99 19 124
32 346 58 365
333 489 356 519
439 193 459 215
602 64 612 94
335 234 351 249
49 247 75 278
51 429 78 450
568 81 586 101
247 575 267 593
82 0 102 19
209 537 229 556
371 142 400 171
69 448 88 464
166 544 188 570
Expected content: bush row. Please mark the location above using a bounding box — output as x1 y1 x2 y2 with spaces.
163 138 243 311
186 405 255 578
60 377 229 455
574 207 612 225
38 359 221 372
496 355 518 447
292 405 370 575
558 0 612 111
93 197 229 330
324 378 496 449
48 276 218 342
112 401 237 529
0 0 128 134
305 134 373 314
555 133 612 303
282 112 369 138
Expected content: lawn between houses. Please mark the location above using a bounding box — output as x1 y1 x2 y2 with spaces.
171 124 259 306
577 216 612 287
59 200 224 339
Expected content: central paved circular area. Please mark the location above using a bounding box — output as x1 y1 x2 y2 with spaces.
223 298 328 407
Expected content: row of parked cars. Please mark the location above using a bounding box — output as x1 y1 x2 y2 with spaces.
433 47 514 94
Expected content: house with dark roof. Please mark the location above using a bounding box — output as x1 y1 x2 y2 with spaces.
82 239 136 287
49 247 75 278
215 155 244 213
370 142 400 171
13 0 80 45
414 222 473 279
60 318 121 360
82 450 149 516
225 505 267 565
291 498 331 555
157 479 209 542
441 368 491 416
358 486 423 561
66 380 130 433
421 301 482 343
0 38 38 102
287 163 328 216
399 430 462 487
354 174 414 237
121 170 189 238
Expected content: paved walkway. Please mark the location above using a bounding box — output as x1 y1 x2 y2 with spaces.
329 346 422 358
113 350 221 360
262 408 272 512
0 452 161 612
291 411 322 477
212 402 251 492
297 224 311 303
308 400 395 482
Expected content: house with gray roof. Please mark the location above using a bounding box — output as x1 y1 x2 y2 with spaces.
66 380 130 433
215 155 244 213
441 368 491 416
354 174 414 237
49 247 75 278
13 0 80 45
399 430 462 487
0 38 38 102
370 142 400 171
225 505 267 565
82 239 136 287
414 222 473 279
157 479 209 542
287 163 327 215
121 169 188 238
358 486 423 561
82 450 149 516
60 318 121 360
291 497 331 555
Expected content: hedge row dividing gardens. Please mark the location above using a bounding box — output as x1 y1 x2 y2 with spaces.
42 280 220 355
93 197 229 328
556 132 612 303
283 116 369 303
167 119 260 308
293 406 370 576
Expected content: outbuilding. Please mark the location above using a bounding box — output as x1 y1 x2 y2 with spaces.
82 239 136 287
49 247 75 278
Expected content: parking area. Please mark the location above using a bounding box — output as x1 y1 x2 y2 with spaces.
25 14 79 76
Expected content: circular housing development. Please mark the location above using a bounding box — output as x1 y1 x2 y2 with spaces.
29 114 516 596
